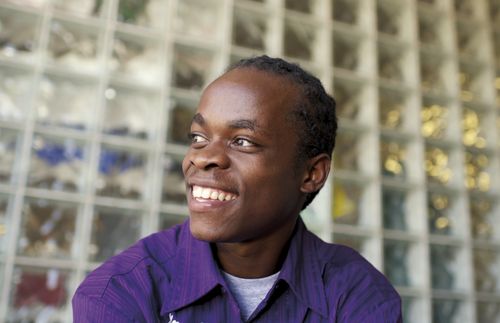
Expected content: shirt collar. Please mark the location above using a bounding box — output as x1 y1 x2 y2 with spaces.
160 218 329 318
160 221 225 316
278 218 329 318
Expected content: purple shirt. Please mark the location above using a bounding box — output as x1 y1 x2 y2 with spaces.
72 219 402 322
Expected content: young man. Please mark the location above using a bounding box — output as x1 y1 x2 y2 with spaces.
73 56 402 322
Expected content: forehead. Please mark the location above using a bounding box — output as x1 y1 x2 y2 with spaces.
197 68 301 123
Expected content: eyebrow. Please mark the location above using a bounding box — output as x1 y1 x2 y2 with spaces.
191 113 259 132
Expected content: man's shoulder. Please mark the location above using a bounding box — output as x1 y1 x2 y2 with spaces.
75 221 187 298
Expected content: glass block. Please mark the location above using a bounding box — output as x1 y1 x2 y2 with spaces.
382 188 407 231
28 134 86 192
494 32 500 71
333 131 360 171
0 67 33 122
491 0 500 26
430 244 458 290
110 32 162 85
332 0 358 25
0 262 4 292
462 109 488 148
96 146 148 200
3 0 48 8
333 79 362 120
464 150 491 192
17 198 78 259
428 192 455 236
333 32 361 72
161 154 186 205
477 302 500 323
102 86 158 139
172 45 215 91
384 240 410 286
0 9 40 60
232 9 267 51
167 96 196 145
454 0 475 17
52 0 105 17
378 44 404 82
285 0 314 14
116 0 166 29
0 195 11 256
46 20 101 72
459 64 488 102
380 139 407 179
89 207 141 262
432 299 461 323
159 213 187 230
470 196 496 240
284 22 316 61
376 0 401 36
418 13 442 48
379 88 405 129
496 75 500 107
0 129 20 184
36 75 97 130
333 180 363 226
456 22 482 60
402 297 422 323
425 146 453 186
333 234 366 254
8 266 71 322
420 53 447 95
474 248 499 292
421 100 449 139
175 0 222 40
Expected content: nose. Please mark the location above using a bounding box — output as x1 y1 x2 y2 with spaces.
187 140 230 171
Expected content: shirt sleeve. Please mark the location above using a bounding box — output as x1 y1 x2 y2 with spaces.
72 291 134 323
338 295 402 323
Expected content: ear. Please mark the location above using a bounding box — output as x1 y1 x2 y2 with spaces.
300 153 331 194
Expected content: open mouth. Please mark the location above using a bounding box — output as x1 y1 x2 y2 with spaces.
191 185 238 202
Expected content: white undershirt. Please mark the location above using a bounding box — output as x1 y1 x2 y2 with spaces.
222 271 280 321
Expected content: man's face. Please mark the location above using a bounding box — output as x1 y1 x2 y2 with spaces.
182 68 307 243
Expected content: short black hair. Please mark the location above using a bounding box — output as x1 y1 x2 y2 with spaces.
228 55 337 210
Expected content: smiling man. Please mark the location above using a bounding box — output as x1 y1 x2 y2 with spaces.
73 56 402 322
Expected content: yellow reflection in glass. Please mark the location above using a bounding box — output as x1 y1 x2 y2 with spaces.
425 147 452 185
462 109 487 148
421 104 448 138
470 198 494 239
380 93 403 129
465 151 490 192
333 181 361 225
381 141 406 177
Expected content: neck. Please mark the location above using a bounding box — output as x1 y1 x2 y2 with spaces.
214 218 298 278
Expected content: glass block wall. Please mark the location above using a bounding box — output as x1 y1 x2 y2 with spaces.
0 0 498 322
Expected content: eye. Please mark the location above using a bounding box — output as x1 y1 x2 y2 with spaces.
189 133 208 144
233 138 254 147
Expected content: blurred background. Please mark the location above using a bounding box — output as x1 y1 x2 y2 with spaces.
0 0 498 322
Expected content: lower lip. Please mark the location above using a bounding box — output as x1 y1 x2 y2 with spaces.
188 195 237 212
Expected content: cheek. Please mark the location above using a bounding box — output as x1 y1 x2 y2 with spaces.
181 153 191 175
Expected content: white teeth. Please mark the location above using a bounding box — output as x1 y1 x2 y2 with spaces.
192 185 236 201
193 186 202 198
201 188 211 199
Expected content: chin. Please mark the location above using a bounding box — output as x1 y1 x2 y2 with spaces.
189 218 225 243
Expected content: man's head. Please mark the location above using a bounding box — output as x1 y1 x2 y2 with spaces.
182 55 337 243
228 56 337 209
